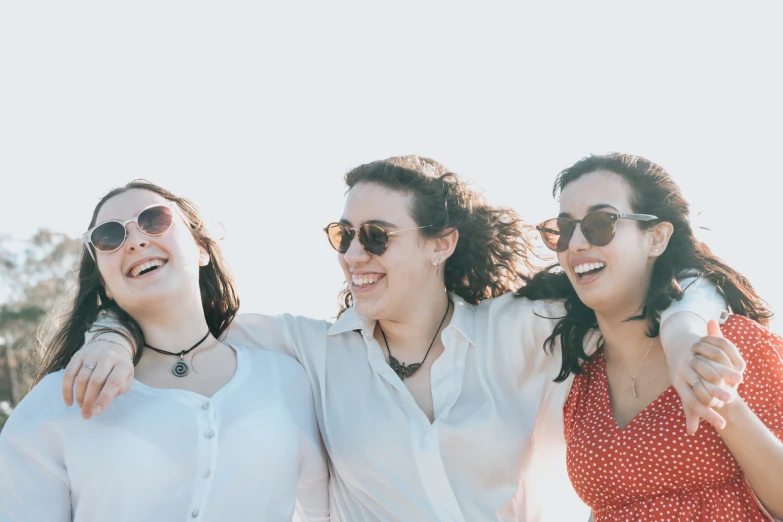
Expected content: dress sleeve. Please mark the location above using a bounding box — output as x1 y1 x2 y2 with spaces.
725 316 783 441
660 274 730 324
0 375 72 522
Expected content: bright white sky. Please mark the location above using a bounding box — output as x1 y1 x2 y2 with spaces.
0 1 780 330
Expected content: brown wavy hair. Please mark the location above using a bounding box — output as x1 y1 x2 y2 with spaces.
34 180 240 384
338 155 534 315
516 153 773 382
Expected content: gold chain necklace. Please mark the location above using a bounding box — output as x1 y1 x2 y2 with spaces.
605 338 655 398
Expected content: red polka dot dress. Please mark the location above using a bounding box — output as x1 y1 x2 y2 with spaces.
564 315 783 521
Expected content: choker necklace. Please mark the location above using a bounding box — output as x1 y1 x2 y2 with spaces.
144 330 211 377
380 300 451 381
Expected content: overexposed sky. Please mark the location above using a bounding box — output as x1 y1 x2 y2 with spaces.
1 1 780 329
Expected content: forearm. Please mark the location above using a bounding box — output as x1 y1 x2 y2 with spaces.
717 399 783 518
660 311 707 364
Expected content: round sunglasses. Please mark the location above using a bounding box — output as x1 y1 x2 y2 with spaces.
536 211 658 252
323 222 432 256
83 202 180 258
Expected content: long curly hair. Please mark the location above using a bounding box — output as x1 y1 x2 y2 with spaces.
338 155 534 315
34 180 240 384
516 153 773 382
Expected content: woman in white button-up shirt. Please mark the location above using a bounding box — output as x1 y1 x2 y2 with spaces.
65 157 725 521
0 181 329 522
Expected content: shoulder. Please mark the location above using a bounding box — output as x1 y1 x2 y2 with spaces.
480 292 566 326
721 315 782 351
1 371 74 438
721 315 783 378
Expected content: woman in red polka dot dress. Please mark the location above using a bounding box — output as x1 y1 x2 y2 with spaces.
521 153 783 521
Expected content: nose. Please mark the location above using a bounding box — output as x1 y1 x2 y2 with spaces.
124 223 149 252
342 230 371 266
568 223 590 252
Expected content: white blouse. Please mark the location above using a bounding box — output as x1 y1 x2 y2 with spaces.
218 281 726 522
0 345 330 522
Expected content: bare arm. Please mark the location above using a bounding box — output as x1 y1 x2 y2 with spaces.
693 321 783 519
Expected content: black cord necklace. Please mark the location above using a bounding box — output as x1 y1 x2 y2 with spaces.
144 330 211 377
380 300 451 381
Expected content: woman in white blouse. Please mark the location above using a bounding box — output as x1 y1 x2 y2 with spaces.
0 181 329 522
63 157 727 521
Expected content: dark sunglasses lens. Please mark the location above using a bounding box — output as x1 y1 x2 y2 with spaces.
538 219 573 252
326 224 352 253
138 205 174 235
90 222 127 252
582 213 615 247
359 224 389 255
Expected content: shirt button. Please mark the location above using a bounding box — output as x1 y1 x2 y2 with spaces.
205 430 215 439
201 402 210 410
203 469 211 478
192 509 199 517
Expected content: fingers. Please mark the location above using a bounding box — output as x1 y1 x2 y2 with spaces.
672 377 726 435
689 357 733 403
62 351 86 406
80 361 112 419
73 360 99 410
698 335 746 375
684 393 727 431
92 367 133 417
689 371 728 407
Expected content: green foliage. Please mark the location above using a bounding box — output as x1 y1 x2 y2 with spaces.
0 231 81 429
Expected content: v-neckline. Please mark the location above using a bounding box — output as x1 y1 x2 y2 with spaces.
597 350 675 432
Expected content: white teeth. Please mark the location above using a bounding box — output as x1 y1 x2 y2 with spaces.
352 274 380 287
130 259 165 278
574 262 606 275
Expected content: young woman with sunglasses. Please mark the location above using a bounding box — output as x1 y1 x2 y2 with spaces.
62 156 728 521
0 182 329 521
519 153 783 521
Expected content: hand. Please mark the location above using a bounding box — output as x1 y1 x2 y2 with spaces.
62 336 135 419
689 319 745 428
667 319 743 435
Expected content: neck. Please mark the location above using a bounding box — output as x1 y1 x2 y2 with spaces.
376 288 452 358
595 309 656 368
132 294 214 360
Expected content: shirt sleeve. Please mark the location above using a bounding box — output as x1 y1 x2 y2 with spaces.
281 361 330 522
660 273 730 324
0 375 72 522
86 312 320 366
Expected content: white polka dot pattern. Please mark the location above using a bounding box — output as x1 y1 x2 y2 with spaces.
564 315 783 521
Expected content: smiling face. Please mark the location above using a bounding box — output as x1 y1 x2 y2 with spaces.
556 170 659 318
338 182 439 321
93 189 208 316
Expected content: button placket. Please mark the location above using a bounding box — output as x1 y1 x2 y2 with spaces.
187 399 218 521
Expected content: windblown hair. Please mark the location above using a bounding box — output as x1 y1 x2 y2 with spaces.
338 155 534 315
516 153 772 382
34 180 239 384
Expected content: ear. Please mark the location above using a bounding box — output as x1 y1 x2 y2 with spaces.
648 221 674 258
431 228 459 265
198 242 211 267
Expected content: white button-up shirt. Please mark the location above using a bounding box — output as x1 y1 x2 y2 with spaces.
0 345 330 522
222 280 725 522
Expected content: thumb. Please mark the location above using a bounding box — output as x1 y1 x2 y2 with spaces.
707 319 723 338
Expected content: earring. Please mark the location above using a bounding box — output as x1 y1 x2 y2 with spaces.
432 256 441 266
652 247 663 253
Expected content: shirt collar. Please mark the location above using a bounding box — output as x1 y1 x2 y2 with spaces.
327 293 477 347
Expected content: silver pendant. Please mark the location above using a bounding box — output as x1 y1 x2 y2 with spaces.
631 378 638 397
172 360 189 377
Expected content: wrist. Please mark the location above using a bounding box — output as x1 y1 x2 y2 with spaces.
91 332 136 360
715 394 749 431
